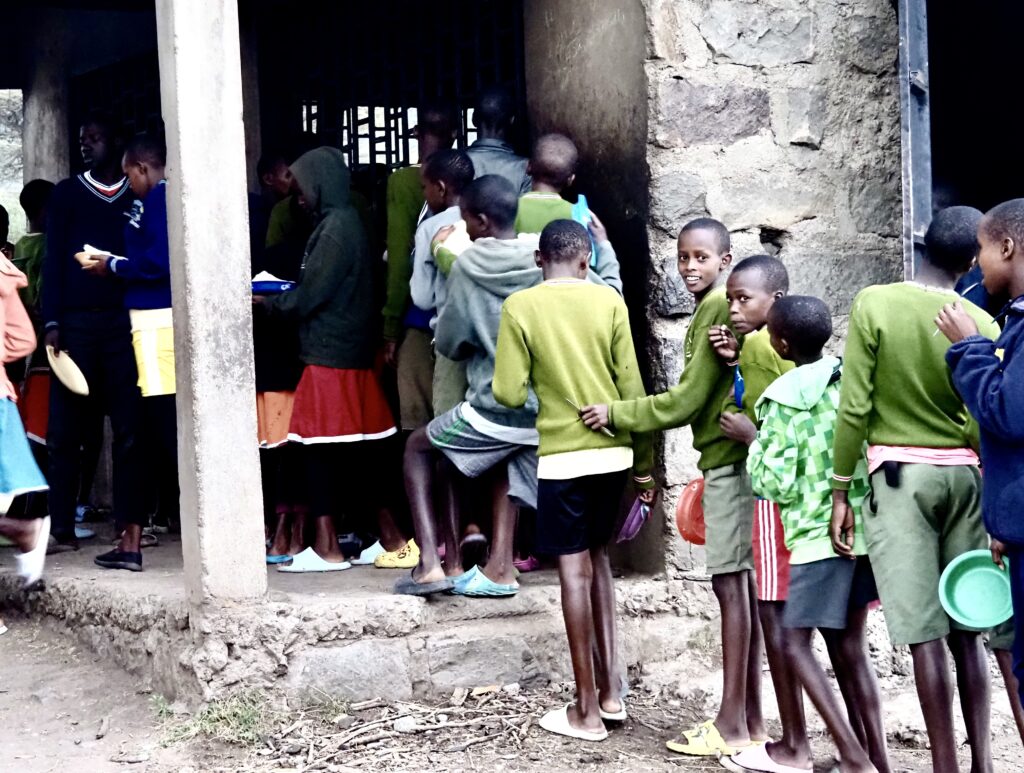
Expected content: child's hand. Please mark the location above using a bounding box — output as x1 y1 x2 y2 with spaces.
708 325 739 362
580 404 610 430
383 340 399 368
830 490 856 559
719 411 756 445
935 301 980 343
81 257 110 277
431 224 457 254
588 211 608 244
992 539 1007 570
637 486 657 505
252 295 267 307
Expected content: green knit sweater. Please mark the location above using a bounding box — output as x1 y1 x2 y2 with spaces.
514 193 573 235
382 165 425 341
493 279 653 482
727 328 794 420
609 286 746 471
832 282 1000 489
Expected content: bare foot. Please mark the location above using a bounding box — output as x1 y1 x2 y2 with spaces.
566 703 605 734
764 741 813 770
480 562 516 586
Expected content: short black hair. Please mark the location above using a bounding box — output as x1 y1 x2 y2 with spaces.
768 295 832 358
423 149 474 194
257 150 290 180
982 198 1024 252
19 179 55 222
539 219 590 264
731 254 790 294
0 204 8 239
531 133 578 189
473 85 516 133
124 134 167 168
417 102 457 142
461 174 518 230
925 206 984 273
80 112 124 145
679 217 730 254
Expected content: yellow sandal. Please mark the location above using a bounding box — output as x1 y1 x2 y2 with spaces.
666 721 750 757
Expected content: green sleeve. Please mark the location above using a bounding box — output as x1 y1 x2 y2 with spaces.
265 198 291 249
832 299 876 489
748 402 800 505
492 304 531 409
382 170 423 341
609 302 654 488
609 314 726 433
435 244 458 276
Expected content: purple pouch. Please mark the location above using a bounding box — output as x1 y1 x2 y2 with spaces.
616 498 650 543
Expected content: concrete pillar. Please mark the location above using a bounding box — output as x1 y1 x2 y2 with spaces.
21 11 70 184
239 7 262 193
154 0 267 604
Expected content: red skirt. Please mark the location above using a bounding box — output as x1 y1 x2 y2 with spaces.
288 365 396 444
18 370 49 445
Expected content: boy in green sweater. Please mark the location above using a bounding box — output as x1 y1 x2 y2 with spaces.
832 206 999 773
513 133 576 235
747 296 890 773
709 255 816 772
494 219 654 741
582 218 766 757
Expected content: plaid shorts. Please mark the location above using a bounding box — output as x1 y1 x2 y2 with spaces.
427 403 539 509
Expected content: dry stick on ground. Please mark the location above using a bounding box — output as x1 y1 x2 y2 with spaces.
446 732 502 753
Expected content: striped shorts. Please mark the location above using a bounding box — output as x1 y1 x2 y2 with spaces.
753 498 791 602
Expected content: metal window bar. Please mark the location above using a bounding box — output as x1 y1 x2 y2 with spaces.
898 0 932 280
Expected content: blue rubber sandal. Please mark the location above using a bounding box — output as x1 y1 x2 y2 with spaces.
452 565 519 597
266 553 292 565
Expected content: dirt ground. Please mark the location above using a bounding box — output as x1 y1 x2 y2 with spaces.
1 616 1020 773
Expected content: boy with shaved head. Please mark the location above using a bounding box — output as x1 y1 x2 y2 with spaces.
514 133 579 235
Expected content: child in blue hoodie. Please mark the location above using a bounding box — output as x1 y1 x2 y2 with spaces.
939 197 1024 706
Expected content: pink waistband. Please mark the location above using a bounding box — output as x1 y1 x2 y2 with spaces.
867 445 979 474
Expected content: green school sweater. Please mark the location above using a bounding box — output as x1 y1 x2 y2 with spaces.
514 193 573 234
832 282 1000 489
493 279 653 482
609 286 746 471
382 165 425 341
727 328 794 421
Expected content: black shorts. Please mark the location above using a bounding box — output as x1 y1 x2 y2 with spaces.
536 471 627 556
783 556 878 630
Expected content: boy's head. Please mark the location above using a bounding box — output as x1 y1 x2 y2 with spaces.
978 198 1024 298
460 175 518 241
536 219 590 279
677 217 732 299
19 179 55 230
726 254 789 335
257 151 294 199
122 135 167 198
527 133 578 191
421 149 474 214
415 103 457 161
924 206 984 276
0 204 8 244
79 114 123 172
472 86 516 139
767 295 832 363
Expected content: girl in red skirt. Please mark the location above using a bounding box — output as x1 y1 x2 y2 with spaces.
256 147 402 572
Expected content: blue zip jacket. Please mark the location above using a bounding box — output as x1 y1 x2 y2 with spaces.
109 180 171 310
947 296 1024 545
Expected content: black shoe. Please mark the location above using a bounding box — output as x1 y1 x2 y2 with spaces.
94 549 143 572
46 535 79 555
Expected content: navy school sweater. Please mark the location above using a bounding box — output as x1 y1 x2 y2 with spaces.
42 173 134 328
947 296 1024 545
108 181 172 310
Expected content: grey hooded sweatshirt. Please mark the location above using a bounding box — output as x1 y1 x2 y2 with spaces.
265 147 376 370
434 234 622 428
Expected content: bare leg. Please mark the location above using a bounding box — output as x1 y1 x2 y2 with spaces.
827 607 891 773
287 507 307 555
948 630 994 773
311 515 345 562
0 516 43 550
785 627 875 772
376 505 407 552
908 638 959 773
479 470 515 586
590 544 622 715
268 511 291 556
745 572 766 740
711 571 752 745
825 630 868 748
118 523 142 554
995 648 1024 748
759 600 812 768
438 459 464 576
556 550 604 733
402 428 446 583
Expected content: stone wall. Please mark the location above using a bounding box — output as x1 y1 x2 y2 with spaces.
0 90 26 241
642 0 903 575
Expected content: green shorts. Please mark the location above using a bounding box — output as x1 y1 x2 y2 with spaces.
432 353 468 416
702 462 755 576
988 618 1015 652
862 464 988 646
396 328 434 430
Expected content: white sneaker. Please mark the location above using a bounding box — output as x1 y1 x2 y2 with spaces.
350 540 386 565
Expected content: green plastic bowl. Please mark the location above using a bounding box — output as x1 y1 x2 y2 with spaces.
939 549 1012 629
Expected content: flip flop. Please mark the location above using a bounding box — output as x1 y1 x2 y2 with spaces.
666 720 750 756
451 565 519 597
350 540 386 566
265 553 292 565
724 745 812 773
74 526 96 540
277 547 351 573
538 705 608 742
393 571 455 597
513 555 541 573
16 516 50 587
599 704 627 721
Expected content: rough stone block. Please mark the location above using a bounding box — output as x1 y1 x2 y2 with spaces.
708 168 826 231
835 8 896 76
698 0 813 67
772 88 826 149
650 169 708 232
848 169 900 237
654 78 769 148
287 639 413 701
426 633 540 692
